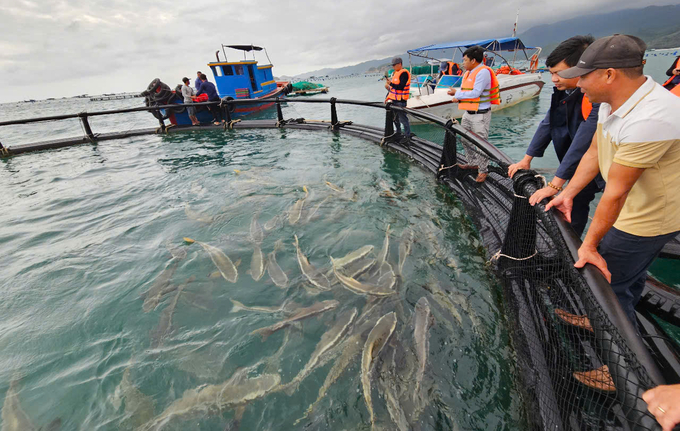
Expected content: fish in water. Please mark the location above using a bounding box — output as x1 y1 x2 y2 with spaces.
229 298 297 314
304 195 331 223
330 245 374 269
362 312 398 427
379 179 396 198
338 256 377 280
263 214 281 231
422 279 463 326
294 235 330 290
378 224 391 264
140 369 280 430
288 186 308 225
149 276 194 349
325 181 344 193
398 228 413 276
141 259 180 312
111 367 155 429
2 379 35 431
267 240 288 289
281 308 358 395
164 240 187 260
295 314 380 425
184 204 214 223
413 297 434 408
249 244 265 281
446 257 462 278
331 258 395 296
250 213 264 243
184 237 238 283
377 345 410 431
251 299 339 341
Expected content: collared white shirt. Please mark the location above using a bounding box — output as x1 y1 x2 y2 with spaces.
455 63 492 110
596 75 680 236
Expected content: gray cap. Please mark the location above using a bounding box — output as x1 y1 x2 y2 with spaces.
391 57 403 65
558 34 646 79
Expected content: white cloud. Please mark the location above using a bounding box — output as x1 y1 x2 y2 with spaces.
0 0 677 102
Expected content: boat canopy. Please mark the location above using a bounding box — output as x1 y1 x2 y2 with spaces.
225 45 263 52
408 37 535 53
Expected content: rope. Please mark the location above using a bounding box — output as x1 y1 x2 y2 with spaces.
535 174 547 187
489 249 538 263
380 132 397 147
225 119 241 130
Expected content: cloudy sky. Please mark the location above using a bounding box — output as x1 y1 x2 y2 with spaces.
0 0 676 103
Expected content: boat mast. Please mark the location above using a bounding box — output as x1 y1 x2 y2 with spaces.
511 9 519 67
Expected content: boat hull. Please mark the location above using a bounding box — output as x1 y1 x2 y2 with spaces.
406 73 544 123
164 82 290 126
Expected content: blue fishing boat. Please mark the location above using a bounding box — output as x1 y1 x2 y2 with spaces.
142 44 292 126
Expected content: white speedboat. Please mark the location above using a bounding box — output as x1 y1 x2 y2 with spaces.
405 37 544 122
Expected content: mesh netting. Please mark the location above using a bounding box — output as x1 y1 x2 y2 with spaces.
386 111 667 431
291 81 325 91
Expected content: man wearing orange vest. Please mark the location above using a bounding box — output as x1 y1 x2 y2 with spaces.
384 57 411 144
662 55 680 96
448 46 501 182
508 36 603 237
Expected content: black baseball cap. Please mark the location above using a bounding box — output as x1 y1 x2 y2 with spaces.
558 34 646 79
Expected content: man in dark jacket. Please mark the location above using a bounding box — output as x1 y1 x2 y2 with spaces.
196 74 223 125
663 55 680 91
508 35 604 237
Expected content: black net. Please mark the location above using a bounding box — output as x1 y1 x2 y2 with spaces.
385 109 669 431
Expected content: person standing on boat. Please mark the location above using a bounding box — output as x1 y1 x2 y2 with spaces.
507 35 602 237
196 74 224 126
195 71 203 93
384 57 412 145
181 77 200 126
438 60 462 77
448 46 501 182
662 55 680 95
545 34 680 328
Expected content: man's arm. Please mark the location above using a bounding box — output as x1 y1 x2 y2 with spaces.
508 110 550 178
544 133 600 220
554 103 599 181
453 68 489 100
574 162 645 280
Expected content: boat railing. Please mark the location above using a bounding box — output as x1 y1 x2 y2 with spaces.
0 96 671 430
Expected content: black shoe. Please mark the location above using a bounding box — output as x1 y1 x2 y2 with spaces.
398 136 412 148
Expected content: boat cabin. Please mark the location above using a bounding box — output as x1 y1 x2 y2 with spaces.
207 44 277 99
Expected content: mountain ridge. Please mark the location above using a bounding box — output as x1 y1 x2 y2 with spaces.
294 4 680 77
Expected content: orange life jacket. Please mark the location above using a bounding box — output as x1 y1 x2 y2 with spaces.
386 68 411 102
443 62 461 76
663 58 680 97
458 65 500 111
663 57 680 88
530 54 539 72
581 95 592 120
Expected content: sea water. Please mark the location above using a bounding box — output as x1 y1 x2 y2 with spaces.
0 50 678 430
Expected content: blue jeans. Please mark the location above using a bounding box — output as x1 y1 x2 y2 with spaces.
598 227 679 328
391 100 411 136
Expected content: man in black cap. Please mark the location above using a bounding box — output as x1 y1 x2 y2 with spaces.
384 57 411 144
546 34 680 329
